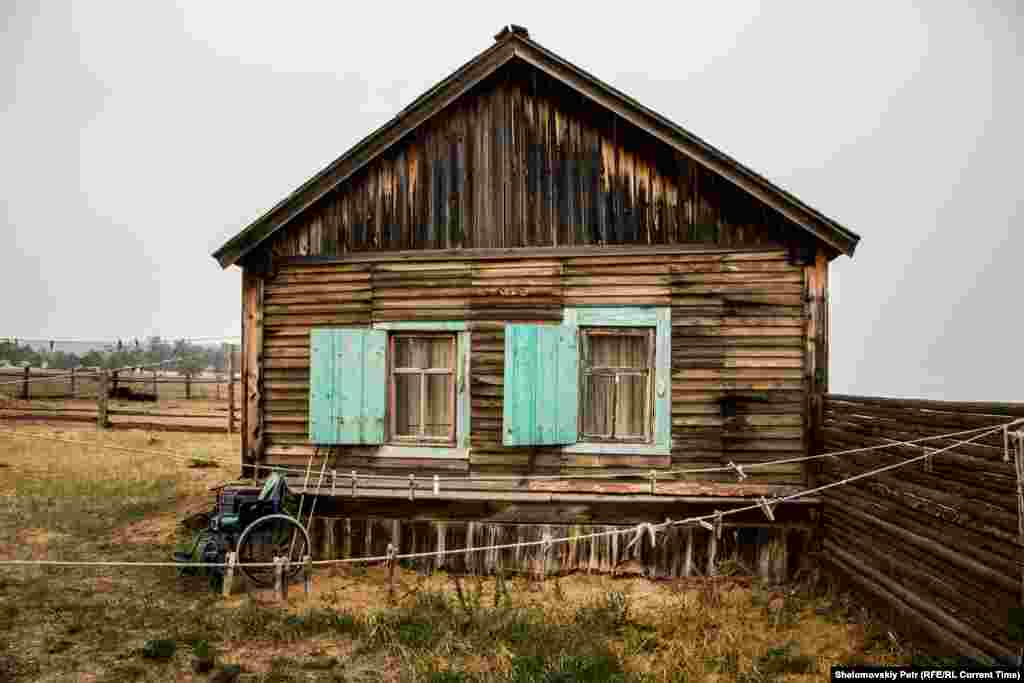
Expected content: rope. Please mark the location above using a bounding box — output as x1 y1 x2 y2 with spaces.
430 421 1013 482
0 421 1014 570
0 421 1013 488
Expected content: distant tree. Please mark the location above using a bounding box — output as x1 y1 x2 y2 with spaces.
0 340 42 366
80 350 105 368
49 351 82 370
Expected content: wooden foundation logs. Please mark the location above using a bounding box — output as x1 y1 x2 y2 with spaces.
303 516 802 582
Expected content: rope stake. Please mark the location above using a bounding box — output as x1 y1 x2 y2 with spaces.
648 470 657 495
386 543 397 604
433 474 440 495
408 474 416 502
351 470 357 497
757 496 776 522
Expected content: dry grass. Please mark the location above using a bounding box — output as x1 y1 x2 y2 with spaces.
0 424 911 682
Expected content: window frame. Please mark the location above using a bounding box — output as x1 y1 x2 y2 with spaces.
373 321 470 452
562 307 671 456
578 327 656 444
387 332 458 446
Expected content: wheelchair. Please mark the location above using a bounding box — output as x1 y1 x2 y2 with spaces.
174 471 311 588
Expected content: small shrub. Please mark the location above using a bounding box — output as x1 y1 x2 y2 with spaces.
397 620 435 648
140 638 176 660
622 624 659 655
704 652 738 674
429 671 471 683
510 654 545 682
547 653 626 683
752 641 816 677
574 591 629 632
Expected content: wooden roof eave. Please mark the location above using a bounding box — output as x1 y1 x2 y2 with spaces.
213 40 518 270
508 40 861 258
213 33 860 270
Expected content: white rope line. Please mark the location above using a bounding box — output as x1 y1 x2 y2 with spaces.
0 421 1013 487
0 422 1015 570
442 419 1015 483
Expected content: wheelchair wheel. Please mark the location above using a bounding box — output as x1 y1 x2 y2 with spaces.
235 514 311 587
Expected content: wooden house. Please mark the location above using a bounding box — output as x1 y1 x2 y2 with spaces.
212 26 860 576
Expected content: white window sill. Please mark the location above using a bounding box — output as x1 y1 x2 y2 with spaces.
348 445 469 460
561 442 671 456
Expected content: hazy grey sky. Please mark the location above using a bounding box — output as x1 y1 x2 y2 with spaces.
2 2 1020 400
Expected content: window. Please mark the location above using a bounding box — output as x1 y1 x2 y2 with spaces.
580 328 654 443
308 324 469 449
501 307 671 454
390 334 456 445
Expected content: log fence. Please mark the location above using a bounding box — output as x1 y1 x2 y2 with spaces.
0 350 243 434
817 393 1024 665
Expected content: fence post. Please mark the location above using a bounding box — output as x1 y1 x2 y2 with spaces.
223 551 236 597
185 373 192 400
273 557 284 601
111 370 119 396
21 366 29 400
280 558 290 602
227 345 236 434
70 367 76 398
97 370 109 429
152 370 157 400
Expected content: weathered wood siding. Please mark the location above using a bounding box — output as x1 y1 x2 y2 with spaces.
818 395 1024 663
257 247 808 486
259 62 813 260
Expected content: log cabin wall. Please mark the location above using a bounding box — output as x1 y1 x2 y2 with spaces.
260 62 811 258
251 247 811 486
818 395 1024 663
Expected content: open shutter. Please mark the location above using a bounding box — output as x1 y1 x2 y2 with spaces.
502 324 578 446
309 329 386 444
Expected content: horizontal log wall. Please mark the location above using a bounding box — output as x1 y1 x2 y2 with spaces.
261 61 814 259
818 394 1024 663
258 248 807 487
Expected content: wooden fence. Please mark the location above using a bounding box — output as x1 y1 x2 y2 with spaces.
0 367 241 434
0 367 239 401
817 394 1024 664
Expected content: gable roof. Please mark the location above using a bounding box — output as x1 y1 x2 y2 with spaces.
213 25 860 269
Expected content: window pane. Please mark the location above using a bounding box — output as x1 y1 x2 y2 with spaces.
616 374 648 439
424 374 453 437
394 337 454 370
394 338 423 369
588 334 648 369
582 374 615 437
394 374 421 436
427 338 454 369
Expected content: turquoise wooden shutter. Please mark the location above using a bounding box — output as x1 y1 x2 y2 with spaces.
502 324 578 446
309 329 386 444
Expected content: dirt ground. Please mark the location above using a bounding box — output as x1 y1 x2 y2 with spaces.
0 423 910 682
